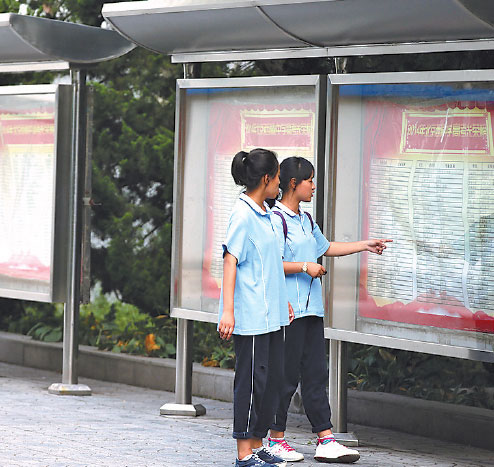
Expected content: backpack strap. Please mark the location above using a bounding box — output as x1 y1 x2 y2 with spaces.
305 212 314 232
272 211 288 241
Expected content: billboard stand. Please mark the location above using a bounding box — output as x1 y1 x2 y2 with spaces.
160 62 206 417
160 319 206 416
329 340 358 446
0 14 134 397
49 69 91 396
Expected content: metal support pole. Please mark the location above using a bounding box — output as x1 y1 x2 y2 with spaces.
160 319 205 416
328 340 357 445
160 61 205 417
175 318 193 404
49 69 91 396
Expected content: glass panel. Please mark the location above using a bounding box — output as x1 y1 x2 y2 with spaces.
0 91 56 299
180 84 318 315
332 82 494 351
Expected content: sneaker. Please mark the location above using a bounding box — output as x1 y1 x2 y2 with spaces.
268 438 304 462
314 437 360 463
235 453 277 467
254 446 288 467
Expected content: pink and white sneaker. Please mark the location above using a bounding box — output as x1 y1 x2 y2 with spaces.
268 438 304 462
314 436 360 463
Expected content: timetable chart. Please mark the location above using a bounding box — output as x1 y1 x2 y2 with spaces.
367 158 414 302
201 100 317 300
0 108 55 283
364 156 494 324
412 161 465 307
355 99 494 333
466 162 494 314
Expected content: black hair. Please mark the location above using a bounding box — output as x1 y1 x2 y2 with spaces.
231 148 279 191
279 157 314 195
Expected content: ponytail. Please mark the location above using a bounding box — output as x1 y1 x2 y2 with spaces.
231 148 279 191
231 151 249 186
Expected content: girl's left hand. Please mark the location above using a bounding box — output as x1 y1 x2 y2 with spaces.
288 302 295 323
365 239 393 255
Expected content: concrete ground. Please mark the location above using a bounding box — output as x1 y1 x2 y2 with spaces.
0 362 492 467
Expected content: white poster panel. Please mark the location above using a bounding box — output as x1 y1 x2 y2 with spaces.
179 83 318 315
0 90 58 300
333 83 494 351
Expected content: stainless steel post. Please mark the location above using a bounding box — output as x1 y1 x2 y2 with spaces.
175 318 193 404
160 319 204 415
160 61 205 416
49 69 91 396
328 340 357 445
329 339 347 431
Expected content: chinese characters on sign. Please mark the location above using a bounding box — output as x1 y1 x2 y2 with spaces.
202 102 316 302
0 100 56 294
361 104 494 333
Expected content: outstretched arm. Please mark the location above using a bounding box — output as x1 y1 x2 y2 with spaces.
324 239 392 257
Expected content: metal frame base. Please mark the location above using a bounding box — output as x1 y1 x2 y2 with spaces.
48 383 92 396
332 432 358 447
160 403 206 417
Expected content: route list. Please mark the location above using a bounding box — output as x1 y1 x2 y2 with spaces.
0 103 55 288
360 104 494 333
202 101 316 300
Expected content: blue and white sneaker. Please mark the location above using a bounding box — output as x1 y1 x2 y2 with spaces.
235 453 276 467
254 446 288 467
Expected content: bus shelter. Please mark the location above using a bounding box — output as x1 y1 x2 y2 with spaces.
103 0 494 437
0 13 134 395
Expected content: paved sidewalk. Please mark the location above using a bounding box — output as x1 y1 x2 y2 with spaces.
0 362 492 467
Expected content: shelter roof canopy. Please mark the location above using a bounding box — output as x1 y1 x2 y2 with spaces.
0 13 135 69
102 0 494 59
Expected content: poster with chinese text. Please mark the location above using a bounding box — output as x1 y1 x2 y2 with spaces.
0 96 56 295
360 99 494 334
202 99 316 300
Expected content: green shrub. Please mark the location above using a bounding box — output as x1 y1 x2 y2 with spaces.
348 344 494 410
79 294 176 357
193 321 235 369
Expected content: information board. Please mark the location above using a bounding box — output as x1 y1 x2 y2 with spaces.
176 78 321 317
358 92 494 334
0 86 70 302
203 102 316 300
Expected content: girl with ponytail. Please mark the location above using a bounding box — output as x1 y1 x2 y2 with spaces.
267 156 391 464
218 148 294 467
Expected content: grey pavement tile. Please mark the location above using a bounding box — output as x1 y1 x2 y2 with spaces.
0 362 493 467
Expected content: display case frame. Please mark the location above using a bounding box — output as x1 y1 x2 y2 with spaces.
323 70 494 363
0 84 71 303
170 75 327 323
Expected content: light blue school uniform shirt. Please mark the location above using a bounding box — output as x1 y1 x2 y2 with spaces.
271 200 330 319
218 193 290 336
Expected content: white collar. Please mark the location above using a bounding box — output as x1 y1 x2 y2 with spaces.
239 193 270 216
274 200 304 218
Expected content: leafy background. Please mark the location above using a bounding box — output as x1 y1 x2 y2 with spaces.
0 0 493 409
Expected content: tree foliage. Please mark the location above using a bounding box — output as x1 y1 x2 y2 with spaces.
0 1 185 316
88 49 182 315
2 2 494 322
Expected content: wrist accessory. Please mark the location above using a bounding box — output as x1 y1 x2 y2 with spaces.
302 261 308 273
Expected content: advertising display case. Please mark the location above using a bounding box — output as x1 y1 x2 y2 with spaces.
0 85 71 302
326 72 494 362
171 76 326 323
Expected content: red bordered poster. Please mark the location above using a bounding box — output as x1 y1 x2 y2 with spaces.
202 101 316 299
359 100 494 333
0 106 55 284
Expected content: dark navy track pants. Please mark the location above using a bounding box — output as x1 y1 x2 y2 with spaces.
272 316 333 434
233 329 284 439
